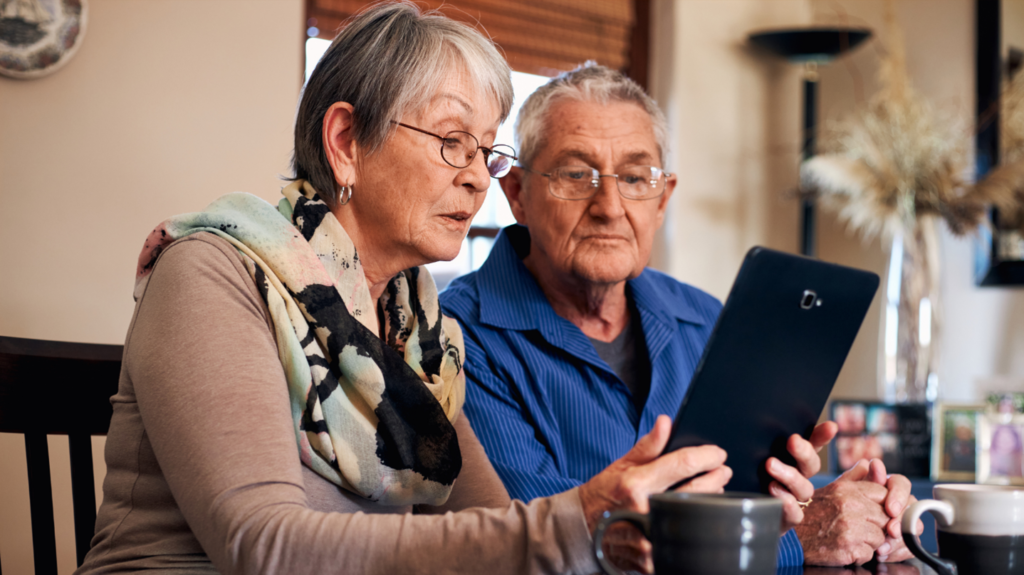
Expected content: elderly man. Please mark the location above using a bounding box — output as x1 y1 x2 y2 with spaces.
440 64 917 571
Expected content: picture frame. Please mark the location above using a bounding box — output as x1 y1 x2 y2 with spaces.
931 403 985 481
977 413 1024 485
829 400 931 476
987 392 1024 414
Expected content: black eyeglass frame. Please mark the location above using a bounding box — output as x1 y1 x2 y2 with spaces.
392 121 517 178
520 165 675 201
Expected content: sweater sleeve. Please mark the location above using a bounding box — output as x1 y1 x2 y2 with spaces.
124 235 596 575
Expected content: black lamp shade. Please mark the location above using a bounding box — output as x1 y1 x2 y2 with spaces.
748 28 872 63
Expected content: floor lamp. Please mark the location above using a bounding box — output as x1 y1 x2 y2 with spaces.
748 28 872 257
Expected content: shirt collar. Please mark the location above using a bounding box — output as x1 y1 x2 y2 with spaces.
627 267 707 327
476 224 707 331
476 225 556 331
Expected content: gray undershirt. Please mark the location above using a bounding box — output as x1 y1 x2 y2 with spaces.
588 299 651 414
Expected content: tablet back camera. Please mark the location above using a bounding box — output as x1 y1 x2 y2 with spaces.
800 290 818 309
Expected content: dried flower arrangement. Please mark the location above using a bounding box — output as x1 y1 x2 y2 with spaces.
799 21 985 241
797 2 1024 403
797 6 972 404
800 10 1024 241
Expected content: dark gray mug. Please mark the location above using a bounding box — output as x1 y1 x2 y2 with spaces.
593 492 784 575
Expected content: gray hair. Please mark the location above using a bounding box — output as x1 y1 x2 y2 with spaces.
514 62 669 169
292 1 514 208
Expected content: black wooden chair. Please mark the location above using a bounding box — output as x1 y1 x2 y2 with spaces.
0 336 122 575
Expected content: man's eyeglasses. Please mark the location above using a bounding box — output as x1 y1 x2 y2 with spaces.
521 165 673 201
392 121 517 178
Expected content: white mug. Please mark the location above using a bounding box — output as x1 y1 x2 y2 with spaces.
901 484 1024 575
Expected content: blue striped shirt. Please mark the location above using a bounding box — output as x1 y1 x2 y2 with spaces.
440 225 804 566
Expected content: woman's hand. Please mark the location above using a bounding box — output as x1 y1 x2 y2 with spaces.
578 414 731 574
765 421 837 532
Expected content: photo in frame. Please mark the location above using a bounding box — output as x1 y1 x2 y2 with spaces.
987 392 1024 414
931 403 985 481
829 400 931 476
978 413 1024 485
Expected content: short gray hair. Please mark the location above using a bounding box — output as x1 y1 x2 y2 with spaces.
292 1 514 207
514 62 669 169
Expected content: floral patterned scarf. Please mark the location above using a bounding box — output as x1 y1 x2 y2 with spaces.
135 180 465 505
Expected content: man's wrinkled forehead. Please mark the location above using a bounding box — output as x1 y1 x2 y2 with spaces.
548 148 657 168
533 98 660 165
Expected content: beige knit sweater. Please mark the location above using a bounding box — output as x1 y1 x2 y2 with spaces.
75 232 596 575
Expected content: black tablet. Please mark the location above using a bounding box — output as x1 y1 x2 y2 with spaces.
663 246 879 493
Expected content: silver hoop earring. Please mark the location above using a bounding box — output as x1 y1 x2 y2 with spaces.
338 185 353 205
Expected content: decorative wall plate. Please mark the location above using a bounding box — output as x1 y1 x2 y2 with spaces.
0 0 87 79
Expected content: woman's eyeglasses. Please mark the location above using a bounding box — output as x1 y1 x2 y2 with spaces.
393 121 517 178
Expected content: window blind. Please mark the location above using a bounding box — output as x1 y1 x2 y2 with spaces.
305 0 645 85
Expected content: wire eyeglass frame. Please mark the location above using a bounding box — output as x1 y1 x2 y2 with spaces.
392 121 517 178
520 165 674 201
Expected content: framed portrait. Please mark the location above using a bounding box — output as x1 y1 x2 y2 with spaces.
931 403 984 481
978 413 1024 485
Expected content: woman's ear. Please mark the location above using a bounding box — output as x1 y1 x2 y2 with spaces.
322 102 359 189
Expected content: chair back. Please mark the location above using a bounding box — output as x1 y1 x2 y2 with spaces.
0 336 122 575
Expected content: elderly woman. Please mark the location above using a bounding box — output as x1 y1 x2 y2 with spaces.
75 3 732 574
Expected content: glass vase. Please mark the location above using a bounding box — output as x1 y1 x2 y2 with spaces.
880 215 941 403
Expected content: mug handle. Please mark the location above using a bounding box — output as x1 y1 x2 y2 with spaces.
901 499 959 575
593 510 651 575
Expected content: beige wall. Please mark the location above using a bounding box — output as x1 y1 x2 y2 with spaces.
649 0 809 297
0 0 303 572
1006 0 1024 52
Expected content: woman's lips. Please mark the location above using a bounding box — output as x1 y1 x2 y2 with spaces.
439 212 473 229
